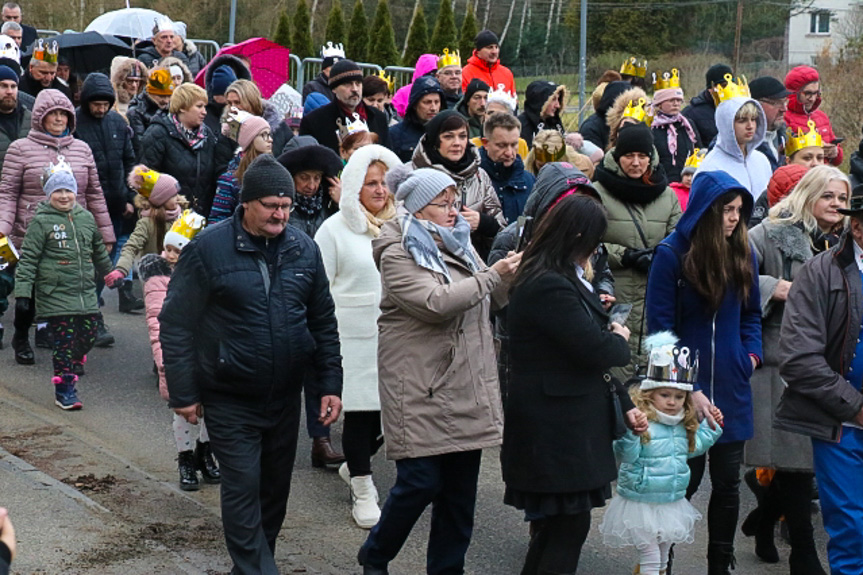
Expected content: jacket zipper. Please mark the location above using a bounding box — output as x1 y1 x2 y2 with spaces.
69 212 86 310
710 310 717 404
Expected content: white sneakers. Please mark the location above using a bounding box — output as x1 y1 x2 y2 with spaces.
339 462 381 529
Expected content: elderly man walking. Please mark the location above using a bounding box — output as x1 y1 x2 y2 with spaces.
160 154 344 575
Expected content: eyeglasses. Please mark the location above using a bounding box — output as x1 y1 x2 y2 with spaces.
427 201 462 212
257 199 294 213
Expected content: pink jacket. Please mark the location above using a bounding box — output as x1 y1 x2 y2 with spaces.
0 89 115 250
391 54 439 117
140 253 172 401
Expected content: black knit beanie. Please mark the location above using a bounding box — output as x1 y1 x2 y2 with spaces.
328 59 363 89
464 78 490 101
474 29 499 51
613 123 655 161
241 154 295 203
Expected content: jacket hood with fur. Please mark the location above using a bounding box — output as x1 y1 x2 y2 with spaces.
160 56 193 83
204 54 252 98
339 144 402 234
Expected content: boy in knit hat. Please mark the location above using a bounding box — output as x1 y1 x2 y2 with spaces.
14 161 112 410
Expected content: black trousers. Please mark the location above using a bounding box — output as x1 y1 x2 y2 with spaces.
204 396 301 575
342 410 383 477
521 512 591 575
687 440 745 551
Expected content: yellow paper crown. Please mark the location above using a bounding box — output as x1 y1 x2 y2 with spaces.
438 48 461 70
684 148 707 169
620 57 647 78
134 166 161 198
375 70 395 93
652 68 680 91
714 73 750 103
535 141 566 165
623 97 650 123
33 39 59 64
785 119 823 157
168 210 206 243
0 236 19 266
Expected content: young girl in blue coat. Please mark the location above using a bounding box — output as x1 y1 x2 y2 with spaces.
601 334 723 575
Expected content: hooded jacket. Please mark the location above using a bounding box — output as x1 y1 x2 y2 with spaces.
389 76 447 162
783 65 843 166
14 202 113 318
160 56 193 84
478 146 534 224
579 81 629 150
391 54 438 117
697 96 772 199
460 52 515 97
681 88 719 145
136 44 191 70
517 80 566 147
0 89 115 250
180 40 207 77
203 54 252 134
75 73 137 220
647 170 763 443
109 57 148 119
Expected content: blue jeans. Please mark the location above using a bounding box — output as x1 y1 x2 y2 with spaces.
812 427 863 575
361 449 482 574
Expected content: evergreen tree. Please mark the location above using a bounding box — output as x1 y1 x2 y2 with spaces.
369 0 399 67
402 3 430 66
292 0 315 59
347 0 369 62
273 10 292 49
430 0 458 54
325 0 347 45
458 3 478 61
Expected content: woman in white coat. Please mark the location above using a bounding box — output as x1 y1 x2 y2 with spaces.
315 144 402 529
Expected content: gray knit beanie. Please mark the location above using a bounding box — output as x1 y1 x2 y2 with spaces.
396 168 457 213
241 154 295 203
43 170 78 197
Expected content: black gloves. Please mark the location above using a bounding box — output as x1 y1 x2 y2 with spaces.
621 248 654 273
15 297 31 318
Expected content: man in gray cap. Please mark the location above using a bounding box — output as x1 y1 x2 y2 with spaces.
160 154 344 575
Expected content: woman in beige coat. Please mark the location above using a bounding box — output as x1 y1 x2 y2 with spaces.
358 168 520 575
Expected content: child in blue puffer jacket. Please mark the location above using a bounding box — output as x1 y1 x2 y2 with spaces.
600 334 724 575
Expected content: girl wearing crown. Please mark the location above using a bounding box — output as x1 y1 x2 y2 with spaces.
103 166 185 289
600 333 724 575
650 70 700 184
13 163 113 410
138 212 219 491
786 119 826 169
647 170 762 574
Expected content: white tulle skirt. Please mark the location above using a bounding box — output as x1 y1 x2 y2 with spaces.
599 495 701 548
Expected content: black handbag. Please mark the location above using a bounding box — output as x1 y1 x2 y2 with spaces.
606 373 628 440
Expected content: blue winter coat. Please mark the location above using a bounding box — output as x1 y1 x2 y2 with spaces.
615 417 722 503
646 170 763 443
479 147 535 224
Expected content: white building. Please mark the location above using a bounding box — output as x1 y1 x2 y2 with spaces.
787 0 857 65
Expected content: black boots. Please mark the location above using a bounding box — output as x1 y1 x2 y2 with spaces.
707 543 736 575
94 316 115 348
12 330 34 365
194 440 220 484
311 436 345 467
178 450 199 491
118 280 144 314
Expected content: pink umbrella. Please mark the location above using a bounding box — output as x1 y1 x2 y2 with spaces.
194 38 290 99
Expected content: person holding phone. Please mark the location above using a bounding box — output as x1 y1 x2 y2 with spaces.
783 66 843 167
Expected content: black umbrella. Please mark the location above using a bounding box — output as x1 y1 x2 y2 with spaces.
22 31 132 75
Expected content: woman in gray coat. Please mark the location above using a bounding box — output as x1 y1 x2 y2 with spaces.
746 164 848 574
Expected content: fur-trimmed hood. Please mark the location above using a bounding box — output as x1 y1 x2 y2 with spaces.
204 54 252 98
138 252 173 283
340 144 402 234
605 86 647 149
763 219 813 263
523 80 567 121
110 57 148 103
160 56 193 84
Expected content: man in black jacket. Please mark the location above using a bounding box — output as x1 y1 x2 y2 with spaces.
161 154 343 575
75 73 141 317
18 52 71 101
0 64 28 173
1 3 35 49
136 18 190 69
750 75 790 171
126 68 173 160
681 63 731 147
299 59 388 155
302 42 343 103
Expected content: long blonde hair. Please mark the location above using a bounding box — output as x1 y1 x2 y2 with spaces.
629 385 700 452
769 165 850 234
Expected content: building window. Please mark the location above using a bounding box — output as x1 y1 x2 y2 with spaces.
810 10 831 34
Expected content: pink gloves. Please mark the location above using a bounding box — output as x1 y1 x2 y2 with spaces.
104 270 125 287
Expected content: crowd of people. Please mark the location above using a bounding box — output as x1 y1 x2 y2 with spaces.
0 4 862 575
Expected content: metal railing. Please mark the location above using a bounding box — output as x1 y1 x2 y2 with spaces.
190 39 221 63
289 54 303 89
383 66 415 91
36 29 60 38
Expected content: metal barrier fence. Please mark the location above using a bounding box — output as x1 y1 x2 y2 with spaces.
36 29 60 37
190 39 221 63
383 66 414 91
289 54 303 89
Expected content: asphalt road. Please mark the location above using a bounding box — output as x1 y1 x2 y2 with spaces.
0 288 830 574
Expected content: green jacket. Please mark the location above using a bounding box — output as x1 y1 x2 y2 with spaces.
15 201 112 318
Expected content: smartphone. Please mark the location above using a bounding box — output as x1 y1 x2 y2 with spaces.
516 216 534 252
831 137 845 145
608 303 633 327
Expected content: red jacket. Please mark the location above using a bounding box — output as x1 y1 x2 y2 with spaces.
461 53 516 96
783 65 843 166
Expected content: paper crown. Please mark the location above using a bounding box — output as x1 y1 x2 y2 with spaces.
147 68 174 95
684 148 707 170
225 106 254 141
0 236 19 266
534 139 566 165
640 332 699 392
130 165 161 198
0 34 19 63
438 47 461 69
375 69 395 93
652 68 680 91
321 41 345 59
336 112 369 141
714 73 750 104
487 83 518 112
785 119 823 157
620 56 647 78
622 97 652 125
152 16 174 36
165 209 206 249
33 39 58 64
40 156 73 188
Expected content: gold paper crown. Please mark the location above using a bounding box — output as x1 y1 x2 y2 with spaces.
336 112 369 141
375 70 395 93
534 141 566 165
0 236 19 266
33 39 58 64
622 97 650 123
620 57 647 79
652 68 680 91
133 166 161 198
168 209 206 242
684 148 706 169
785 119 823 157
321 41 345 59
714 73 750 103
438 48 461 70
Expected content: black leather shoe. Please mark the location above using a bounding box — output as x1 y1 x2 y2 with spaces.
94 318 115 348
34 325 51 349
178 450 199 491
12 332 34 365
195 440 221 484
311 436 345 467
118 280 144 314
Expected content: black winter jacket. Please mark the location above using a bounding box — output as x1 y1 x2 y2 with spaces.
651 119 699 184
579 81 630 151
126 93 167 160
518 80 565 147
18 72 71 101
75 73 137 220
0 104 30 173
681 89 718 146
140 113 233 217
302 73 334 103
136 45 191 69
387 77 446 161
160 208 343 407
299 101 389 155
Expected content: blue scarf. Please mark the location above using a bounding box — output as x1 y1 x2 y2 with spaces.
400 213 480 283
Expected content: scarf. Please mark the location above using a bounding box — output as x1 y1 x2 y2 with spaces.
400 213 479 283
425 140 476 176
655 409 685 427
650 112 696 165
362 196 396 238
338 100 368 121
294 191 323 216
172 114 206 148
595 153 669 205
